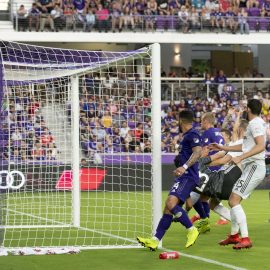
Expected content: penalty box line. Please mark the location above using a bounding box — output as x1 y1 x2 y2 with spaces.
3 209 246 269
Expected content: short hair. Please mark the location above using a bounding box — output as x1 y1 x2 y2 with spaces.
202 112 215 125
247 99 262 115
221 128 231 139
239 119 249 131
179 110 194 124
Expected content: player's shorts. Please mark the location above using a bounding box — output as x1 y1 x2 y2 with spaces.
219 165 242 200
232 162 266 199
169 177 197 203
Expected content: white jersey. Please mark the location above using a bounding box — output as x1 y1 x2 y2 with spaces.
242 117 266 165
227 139 243 158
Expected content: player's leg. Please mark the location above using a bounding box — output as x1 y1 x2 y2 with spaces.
223 163 265 249
210 198 231 222
137 202 173 251
137 178 200 249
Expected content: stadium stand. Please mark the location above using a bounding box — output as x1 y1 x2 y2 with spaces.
11 0 270 33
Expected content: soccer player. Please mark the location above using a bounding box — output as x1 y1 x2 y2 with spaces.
191 112 225 227
210 99 266 249
137 110 202 250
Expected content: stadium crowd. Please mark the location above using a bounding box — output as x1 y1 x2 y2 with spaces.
1 69 270 162
15 0 270 33
78 72 270 159
0 89 58 162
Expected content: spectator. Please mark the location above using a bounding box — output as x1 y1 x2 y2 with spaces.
178 5 190 33
17 5 28 31
83 8 95 31
214 69 227 95
238 8 249 34
51 4 63 32
28 3 41 32
32 141 45 160
96 4 110 32
37 0 55 31
119 6 135 32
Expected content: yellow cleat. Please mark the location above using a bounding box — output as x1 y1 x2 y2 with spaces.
195 217 210 234
137 236 159 251
186 227 199 248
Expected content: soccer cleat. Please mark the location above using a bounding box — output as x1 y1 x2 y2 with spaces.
195 217 210 234
219 233 241 246
190 215 201 224
185 227 199 248
216 218 230 225
137 236 159 251
233 237 252 250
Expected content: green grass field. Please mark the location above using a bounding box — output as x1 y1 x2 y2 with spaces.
0 190 269 270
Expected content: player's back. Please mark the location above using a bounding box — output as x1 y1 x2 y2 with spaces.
242 117 266 165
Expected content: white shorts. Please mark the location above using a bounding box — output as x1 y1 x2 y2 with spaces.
232 162 266 199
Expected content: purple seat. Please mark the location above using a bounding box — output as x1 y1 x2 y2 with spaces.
167 16 178 30
156 15 167 30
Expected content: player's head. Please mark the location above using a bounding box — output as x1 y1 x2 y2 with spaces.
221 128 231 144
179 110 194 129
247 99 262 118
201 112 215 130
238 119 248 139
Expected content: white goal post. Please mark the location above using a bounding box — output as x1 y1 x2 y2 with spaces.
0 41 161 250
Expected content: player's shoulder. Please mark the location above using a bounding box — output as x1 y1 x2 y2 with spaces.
249 117 265 128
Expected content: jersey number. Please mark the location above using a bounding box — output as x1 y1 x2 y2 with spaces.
196 172 210 192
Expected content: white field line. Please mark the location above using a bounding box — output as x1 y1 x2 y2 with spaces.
3 208 248 270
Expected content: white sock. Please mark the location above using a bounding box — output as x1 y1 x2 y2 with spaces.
190 192 200 205
213 204 231 221
231 205 248 238
230 207 240 235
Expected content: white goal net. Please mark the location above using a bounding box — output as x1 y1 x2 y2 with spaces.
0 41 161 250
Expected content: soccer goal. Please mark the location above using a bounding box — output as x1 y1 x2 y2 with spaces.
0 41 161 251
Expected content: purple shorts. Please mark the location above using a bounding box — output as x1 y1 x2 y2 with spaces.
169 177 197 203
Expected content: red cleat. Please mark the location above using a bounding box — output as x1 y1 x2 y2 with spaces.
233 237 252 250
190 215 200 224
216 218 230 225
219 234 241 246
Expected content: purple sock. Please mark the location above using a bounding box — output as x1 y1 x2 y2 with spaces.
154 214 173 240
193 200 208 219
171 205 192 229
202 201 210 218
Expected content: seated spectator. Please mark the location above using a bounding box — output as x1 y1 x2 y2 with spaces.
120 6 135 32
83 8 95 31
178 5 190 33
190 6 200 32
63 0 75 30
101 110 113 128
147 0 158 14
41 128 54 147
51 4 64 32
17 5 28 31
144 8 155 32
238 8 249 34
96 4 110 32
28 3 41 32
37 0 55 31
111 1 122 32
32 141 45 160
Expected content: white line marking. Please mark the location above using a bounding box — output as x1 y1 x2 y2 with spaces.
3 208 248 269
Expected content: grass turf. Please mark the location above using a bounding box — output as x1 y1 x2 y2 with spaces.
0 190 269 270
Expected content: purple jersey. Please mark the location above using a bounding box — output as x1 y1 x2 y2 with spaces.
202 127 224 171
202 127 224 147
176 128 202 183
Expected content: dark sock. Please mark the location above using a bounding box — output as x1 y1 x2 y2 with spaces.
171 205 192 229
154 214 173 240
193 200 208 219
202 201 210 218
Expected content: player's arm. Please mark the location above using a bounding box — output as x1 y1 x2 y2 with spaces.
232 135 265 164
209 143 242 152
174 146 202 176
209 153 232 166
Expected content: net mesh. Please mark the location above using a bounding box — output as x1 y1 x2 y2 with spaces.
0 41 153 248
